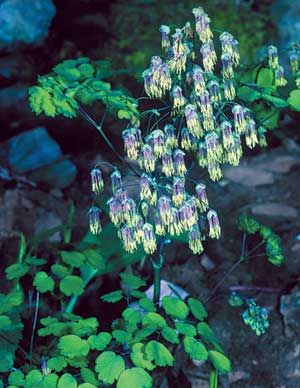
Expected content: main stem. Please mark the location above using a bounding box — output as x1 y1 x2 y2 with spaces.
152 258 163 304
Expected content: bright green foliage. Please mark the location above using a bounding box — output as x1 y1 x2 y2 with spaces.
5 263 29 280
117 368 152 388
187 298 208 321
33 271 55 293
145 340 174 367
59 275 84 296
287 89 300 111
238 214 260 234
208 351 232 374
95 351 125 384
183 337 208 361
120 273 146 289
51 264 70 278
29 57 139 123
80 368 99 386
57 373 77 388
60 251 86 268
48 356 68 372
161 326 179 344
142 312 166 329
58 335 90 358
138 297 156 312
8 370 25 386
88 332 112 351
101 290 123 303
130 343 156 371
162 296 189 320
0 315 12 329
112 329 132 343
197 323 223 353
175 322 197 337
24 370 44 387
122 307 143 325
78 384 98 388
228 292 244 307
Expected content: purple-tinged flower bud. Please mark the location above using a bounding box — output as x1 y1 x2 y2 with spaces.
162 150 175 177
220 121 234 149
168 207 183 236
122 198 138 227
226 134 243 166
207 209 221 239
159 25 171 51
195 183 209 211
201 42 216 73
140 173 152 202
180 199 198 230
142 223 157 254
172 85 186 113
205 132 223 163
164 124 178 149
122 127 141 160
208 162 222 181
223 79 236 100
221 53 234 79
168 29 189 74
107 197 123 226
91 168 104 194
185 104 203 139
188 225 204 254
134 215 144 243
157 61 172 93
220 32 240 66
173 149 187 176
192 7 213 43
181 127 196 151
197 142 208 168
139 144 155 173
88 206 102 235
152 129 165 158
154 212 166 236
267 45 279 69
142 68 154 98
289 52 299 74
158 196 172 225
245 119 258 149
141 201 149 218
183 21 193 38
143 57 172 98
192 65 206 96
110 170 122 195
207 80 221 103
258 126 268 147
197 90 213 119
120 225 137 253
274 65 287 87
114 188 128 202
232 104 247 133
172 177 186 206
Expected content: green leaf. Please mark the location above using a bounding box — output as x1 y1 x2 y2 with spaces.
257 68 274 88
175 322 197 337
33 271 55 293
188 298 208 321
41 373 59 388
71 317 99 336
131 290 146 299
287 89 300 111
57 373 77 388
95 351 125 384
142 312 166 329
58 335 90 358
132 325 157 342
88 332 112 351
48 356 67 372
197 322 223 352
51 264 70 278
80 368 99 386
112 329 132 343
237 86 260 102
5 263 29 280
120 273 146 289
208 350 232 374
0 315 12 330
117 368 152 388
117 110 131 120
138 297 156 312
0 349 13 373
122 307 142 325
161 326 179 344
78 384 98 388
238 214 260 234
162 296 189 320
183 336 208 361
24 370 43 388
61 251 86 268
261 94 288 108
60 275 84 296
8 370 25 386
101 290 123 303
130 343 155 371
145 340 174 367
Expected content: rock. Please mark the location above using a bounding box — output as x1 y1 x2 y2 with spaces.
228 370 250 384
255 156 300 173
34 209 62 242
0 190 19 237
251 203 298 221
8 127 77 188
145 280 189 302
200 254 215 271
223 165 274 187
0 0 56 51
280 285 300 338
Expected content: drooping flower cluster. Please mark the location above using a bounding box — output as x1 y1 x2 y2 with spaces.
242 299 270 336
88 7 264 256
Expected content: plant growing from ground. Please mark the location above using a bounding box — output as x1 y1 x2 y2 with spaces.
0 4 295 388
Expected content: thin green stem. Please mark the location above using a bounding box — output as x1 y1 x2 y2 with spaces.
29 291 40 363
152 258 163 304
